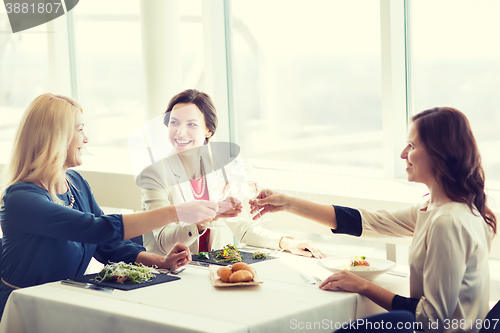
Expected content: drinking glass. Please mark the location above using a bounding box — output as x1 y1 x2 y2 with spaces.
199 172 237 229
246 181 271 227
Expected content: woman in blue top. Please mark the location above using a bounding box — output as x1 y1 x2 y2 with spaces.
0 93 219 318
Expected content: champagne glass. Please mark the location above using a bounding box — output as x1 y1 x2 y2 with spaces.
247 181 271 227
217 179 247 224
199 174 232 229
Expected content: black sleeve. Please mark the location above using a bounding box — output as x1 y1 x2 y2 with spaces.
331 205 362 236
392 294 419 315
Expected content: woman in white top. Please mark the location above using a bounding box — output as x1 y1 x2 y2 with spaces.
137 89 325 258
250 107 496 333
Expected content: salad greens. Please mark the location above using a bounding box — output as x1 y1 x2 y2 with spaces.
196 252 210 260
214 244 243 263
252 251 266 259
94 262 156 284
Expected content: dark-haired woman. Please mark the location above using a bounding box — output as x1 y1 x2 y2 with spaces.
250 107 495 333
136 89 325 258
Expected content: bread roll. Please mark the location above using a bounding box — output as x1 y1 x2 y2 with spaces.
229 269 253 283
231 262 255 278
217 266 233 283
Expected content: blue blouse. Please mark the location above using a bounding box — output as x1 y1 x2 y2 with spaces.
0 169 145 317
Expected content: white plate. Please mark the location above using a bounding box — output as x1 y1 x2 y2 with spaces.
317 257 396 281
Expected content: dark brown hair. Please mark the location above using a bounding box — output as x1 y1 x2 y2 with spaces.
412 107 496 234
164 89 218 143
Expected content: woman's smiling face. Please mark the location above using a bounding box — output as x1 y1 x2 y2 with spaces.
167 103 212 153
64 111 88 169
400 121 435 185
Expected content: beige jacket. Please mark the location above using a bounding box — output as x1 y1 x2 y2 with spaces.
136 149 283 255
360 202 491 333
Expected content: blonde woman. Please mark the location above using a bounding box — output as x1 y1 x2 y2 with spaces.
0 93 217 317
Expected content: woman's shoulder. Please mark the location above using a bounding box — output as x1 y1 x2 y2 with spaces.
428 202 484 233
66 169 88 187
2 182 49 207
427 202 492 249
4 181 44 195
136 159 169 189
433 202 473 218
206 153 244 176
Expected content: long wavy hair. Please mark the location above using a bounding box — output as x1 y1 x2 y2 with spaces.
0 93 82 205
163 89 218 143
412 107 496 235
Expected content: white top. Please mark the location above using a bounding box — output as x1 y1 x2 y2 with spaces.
360 201 492 333
136 149 284 255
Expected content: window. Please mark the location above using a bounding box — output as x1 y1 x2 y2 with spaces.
71 0 205 173
230 0 385 186
0 14 50 145
72 0 145 153
411 0 500 187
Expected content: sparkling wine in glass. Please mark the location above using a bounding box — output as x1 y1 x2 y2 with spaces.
247 181 271 226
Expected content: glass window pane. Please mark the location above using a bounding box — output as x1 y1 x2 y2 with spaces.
411 0 500 183
0 16 49 143
73 0 204 157
230 0 383 179
73 0 145 152
180 0 205 91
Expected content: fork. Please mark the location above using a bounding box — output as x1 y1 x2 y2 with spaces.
312 276 323 284
268 248 285 256
157 267 186 275
299 273 317 285
170 267 186 275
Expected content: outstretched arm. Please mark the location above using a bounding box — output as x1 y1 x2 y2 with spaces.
122 200 218 240
249 189 338 229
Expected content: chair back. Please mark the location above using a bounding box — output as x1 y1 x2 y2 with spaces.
480 300 500 333
334 310 415 332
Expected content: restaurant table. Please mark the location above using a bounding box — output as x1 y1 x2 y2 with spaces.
0 251 409 333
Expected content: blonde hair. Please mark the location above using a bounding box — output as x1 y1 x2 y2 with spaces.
0 93 82 204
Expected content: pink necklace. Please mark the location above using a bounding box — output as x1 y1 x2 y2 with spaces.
190 157 206 199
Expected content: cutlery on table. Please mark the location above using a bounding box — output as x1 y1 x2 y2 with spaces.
387 270 409 277
268 248 285 256
312 276 323 284
299 273 318 285
156 267 187 275
61 279 115 293
189 261 210 268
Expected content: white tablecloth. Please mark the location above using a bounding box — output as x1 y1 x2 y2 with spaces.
0 253 409 333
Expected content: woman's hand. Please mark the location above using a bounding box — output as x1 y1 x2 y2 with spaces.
319 270 370 294
214 196 242 220
279 238 326 259
175 200 218 224
249 189 289 220
318 270 395 311
163 242 192 270
135 243 192 270
195 197 243 232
